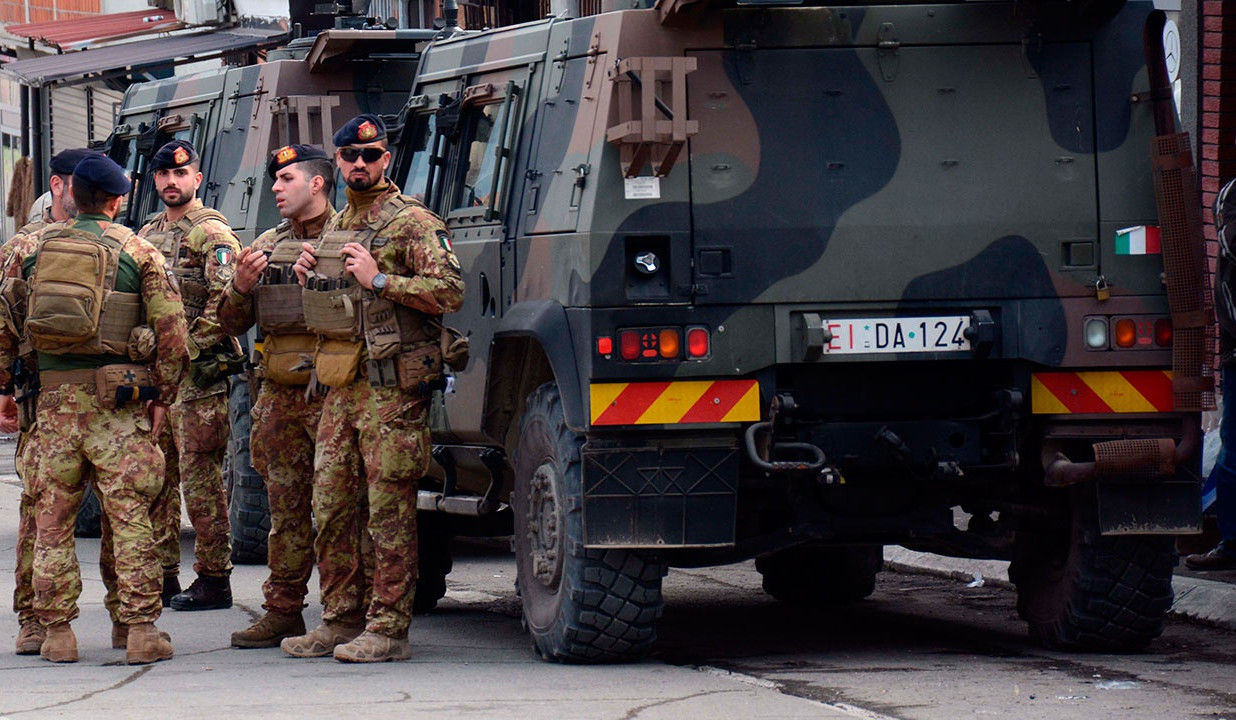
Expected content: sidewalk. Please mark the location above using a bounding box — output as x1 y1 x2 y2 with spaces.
885 546 1236 632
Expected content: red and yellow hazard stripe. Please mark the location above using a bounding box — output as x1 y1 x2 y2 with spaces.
1031 370 1174 414
590 380 760 426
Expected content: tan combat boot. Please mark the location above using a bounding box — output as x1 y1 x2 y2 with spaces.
15 620 45 655
40 623 78 663
113 622 171 649
332 631 411 663
125 622 173 665
279 622 363 658
231 610 306 649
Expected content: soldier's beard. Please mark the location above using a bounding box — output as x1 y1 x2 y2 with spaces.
161 189 191 208
345 174 378 192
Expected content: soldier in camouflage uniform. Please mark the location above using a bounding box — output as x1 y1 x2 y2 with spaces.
4 147 96 655
217 144 336 647
281 114 464 663
0 155 188 664
138 140 241 611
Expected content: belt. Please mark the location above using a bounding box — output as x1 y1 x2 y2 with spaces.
39 369 97 387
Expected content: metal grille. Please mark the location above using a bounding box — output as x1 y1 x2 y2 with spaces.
1151 133 1216 412
1093 438 1176 478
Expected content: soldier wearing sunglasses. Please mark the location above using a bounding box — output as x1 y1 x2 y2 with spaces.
284 113 464 663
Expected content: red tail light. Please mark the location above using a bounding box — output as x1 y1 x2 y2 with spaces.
619 330 640 360
686 326 709 358
1154 318 1172 347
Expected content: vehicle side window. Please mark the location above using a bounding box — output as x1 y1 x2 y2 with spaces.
453 101 508 212
403 113 438 204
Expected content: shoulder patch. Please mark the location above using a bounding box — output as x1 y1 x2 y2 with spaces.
214 245 234 265
437 230 453 253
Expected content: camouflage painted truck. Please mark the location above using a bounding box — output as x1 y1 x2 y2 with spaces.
101 27 432 560
390 0 1210 661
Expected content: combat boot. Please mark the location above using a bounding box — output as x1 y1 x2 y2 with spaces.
231 610 306 649
40 623 77 663
161 574 181 607
332 631 411 663
169 574 232 611
280 622 363 658
15 620 45 655
113 622 171 649
125 623 173 665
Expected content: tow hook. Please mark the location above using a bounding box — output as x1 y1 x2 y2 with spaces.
744 393 827 472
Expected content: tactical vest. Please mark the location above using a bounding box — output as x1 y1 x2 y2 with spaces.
143 206 227 321
25 224 143 356
255 221 316 385
302 195 435 352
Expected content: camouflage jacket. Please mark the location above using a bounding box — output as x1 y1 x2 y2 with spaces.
0 210 56 277
0 218 189 403
138 198 241 400
325 181 464 320
218 205 336 337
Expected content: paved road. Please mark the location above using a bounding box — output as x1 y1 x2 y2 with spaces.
1 434 1233 719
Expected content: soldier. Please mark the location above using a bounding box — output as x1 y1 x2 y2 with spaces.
0 154 188 663
217 144 336 647
4 147 97 655
281 114 463 662
138 139 242 611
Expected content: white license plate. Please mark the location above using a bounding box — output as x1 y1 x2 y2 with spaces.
822 316 971 354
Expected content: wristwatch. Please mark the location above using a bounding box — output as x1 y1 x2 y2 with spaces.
372 273 388 291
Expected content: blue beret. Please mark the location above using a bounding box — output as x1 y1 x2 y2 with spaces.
49 148 103 176
332 114 386 148
267 144 331 179
73 155 132 196
150 139 199 172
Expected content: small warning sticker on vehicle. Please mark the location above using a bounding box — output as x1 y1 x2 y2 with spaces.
624 176 661 200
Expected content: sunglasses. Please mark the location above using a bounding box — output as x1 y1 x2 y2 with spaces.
338 147 386 163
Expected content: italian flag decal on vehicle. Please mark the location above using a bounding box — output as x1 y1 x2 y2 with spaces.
1114 225 1161 255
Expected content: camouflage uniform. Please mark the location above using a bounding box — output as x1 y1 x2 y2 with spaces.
138 198 240 582
312 181 463 640
0 214 189 629
216 206 335 615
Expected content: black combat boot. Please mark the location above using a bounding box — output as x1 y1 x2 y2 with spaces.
161 575 182 608
169 574 232 611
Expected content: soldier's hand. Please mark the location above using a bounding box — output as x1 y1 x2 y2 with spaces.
0 394 17 434
341 242 379 289
233 246 268 295
293 241 317 287
148 400 169 437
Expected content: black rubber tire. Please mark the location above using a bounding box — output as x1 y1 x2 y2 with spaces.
513 382 665 663
414 510 453 614
74 483 103 539
756 544 883 605
1010 491 1175 652
226 377 269 565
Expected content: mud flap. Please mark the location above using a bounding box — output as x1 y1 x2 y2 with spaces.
1096 480 1201 535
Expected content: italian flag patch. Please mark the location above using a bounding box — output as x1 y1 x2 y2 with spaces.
1114 225 1161 255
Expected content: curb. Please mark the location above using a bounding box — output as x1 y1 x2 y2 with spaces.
883 546 1236 632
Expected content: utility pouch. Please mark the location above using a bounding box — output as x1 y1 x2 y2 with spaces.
256 283 308 333
440 324 470 371
395 344 444 394
95 364 157 410
363 294 401 361
262 333 316 386
314 338 363 388
303 283 364 340
127 325 157 363
175 270 209 321
0 277 27 337
27 234 110 350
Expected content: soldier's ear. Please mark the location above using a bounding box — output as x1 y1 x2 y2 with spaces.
310 174 325 194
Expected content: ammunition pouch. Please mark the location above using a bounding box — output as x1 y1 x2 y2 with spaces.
95 364 158 410
261 332 316 386
314 338 364 388
256 236 309 333
190 340 247 389
173 268 208 321
148 206 229 321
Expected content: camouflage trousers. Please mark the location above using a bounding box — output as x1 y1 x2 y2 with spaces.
23 385 164 626
314 382 428 638
158 392 232 577
250 382 324 614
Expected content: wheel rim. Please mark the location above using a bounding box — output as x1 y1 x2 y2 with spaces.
525 460 562 589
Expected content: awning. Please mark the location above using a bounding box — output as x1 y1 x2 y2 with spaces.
1 28 288 87
6 9 184 51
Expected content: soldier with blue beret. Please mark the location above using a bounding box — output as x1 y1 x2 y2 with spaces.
137 139 242 613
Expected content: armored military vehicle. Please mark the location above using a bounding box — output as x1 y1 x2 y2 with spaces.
388 0 1208 661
